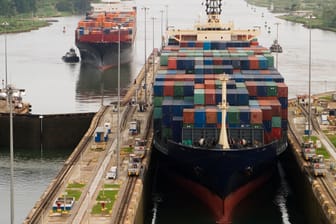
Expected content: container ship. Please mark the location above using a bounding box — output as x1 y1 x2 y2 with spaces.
152 0 288 223
75 0 136 70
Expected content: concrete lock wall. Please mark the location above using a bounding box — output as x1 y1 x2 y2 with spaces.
0 113 95 150
281 143 329 224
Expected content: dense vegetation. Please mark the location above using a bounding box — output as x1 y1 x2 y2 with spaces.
0 0 89 16
0 0 93 33
246 0 336 31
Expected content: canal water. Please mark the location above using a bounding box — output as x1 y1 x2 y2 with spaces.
1 0 336 223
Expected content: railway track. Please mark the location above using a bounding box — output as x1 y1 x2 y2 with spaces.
114 177 138 223
24 106 110 223
288 103 336 213
111 106 154 224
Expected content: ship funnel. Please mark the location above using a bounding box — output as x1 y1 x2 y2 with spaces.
218 74 230 149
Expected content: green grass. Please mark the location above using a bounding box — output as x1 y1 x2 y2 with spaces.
327 134 336 147
65 189 82 200
104 183 120 188
91 189 119 214
0 18 49 33
121 146 134 154
67 182 85 188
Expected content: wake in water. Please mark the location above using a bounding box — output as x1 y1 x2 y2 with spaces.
275 162 291 224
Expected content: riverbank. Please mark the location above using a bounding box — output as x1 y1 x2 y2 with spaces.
246 0 336 32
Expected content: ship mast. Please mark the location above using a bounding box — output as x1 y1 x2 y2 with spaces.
218 74 230 149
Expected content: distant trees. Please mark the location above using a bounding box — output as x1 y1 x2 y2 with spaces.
321 1 336 28
0 0 89 16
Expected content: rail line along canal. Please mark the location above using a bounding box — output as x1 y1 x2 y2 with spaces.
286 92 336 224
23 49 159 224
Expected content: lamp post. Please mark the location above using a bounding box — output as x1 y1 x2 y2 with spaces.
275 22 280 69
308 14 313 139
151 17 156 85
117 24 121 178
142 7 149 106
2 21 9 88
165 5 168 31
160 10 164 48
6 85 25 224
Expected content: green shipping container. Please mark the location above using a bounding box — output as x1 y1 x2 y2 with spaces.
174 81 184 97
160 54 168 66
272 116 281 128
154 107 162 119
194 89 205 105
153 96 163 107
227 107 240 124
264 54 274 68
266 82 277 96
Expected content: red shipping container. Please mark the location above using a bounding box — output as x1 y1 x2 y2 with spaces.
245 81 257 96
205 89 216 105
163 81 174 96
250 108 263 124
195 41 203 48
205 79 215 89
248 56 259 70
260 106 272 121
281 108 288 120
183 108 195 124
180 41 188 47
258 99 281 116
206 107 218 124
167 57 177 69
271 127 282 140
233 69 241 74
277 83 288 97
213 57 223 65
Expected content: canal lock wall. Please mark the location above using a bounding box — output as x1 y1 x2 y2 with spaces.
0 113 95 151
281 134 331 224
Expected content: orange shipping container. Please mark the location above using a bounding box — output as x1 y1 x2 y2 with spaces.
167 57 177 69
183 108 195 124
248 56 259 70
195 84 205 89
277 83 288 97
205 89 216 105
163 81 174 96
206 108 218 124
250 108 263 124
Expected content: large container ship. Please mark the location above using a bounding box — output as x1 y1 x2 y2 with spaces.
153 0 288 223
75 0 136 70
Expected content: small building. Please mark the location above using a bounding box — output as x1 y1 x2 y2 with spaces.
94 126 108 142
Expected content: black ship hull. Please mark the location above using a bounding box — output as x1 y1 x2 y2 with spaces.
75 41 133 70
153 134 287 223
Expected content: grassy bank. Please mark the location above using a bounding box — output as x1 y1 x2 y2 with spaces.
0 0 75 34
246 0 336 32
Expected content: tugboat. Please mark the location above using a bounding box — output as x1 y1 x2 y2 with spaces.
270 39 283 53
62 48 80 63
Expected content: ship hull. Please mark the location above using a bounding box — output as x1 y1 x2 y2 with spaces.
154 136 287 223
75 41 133 70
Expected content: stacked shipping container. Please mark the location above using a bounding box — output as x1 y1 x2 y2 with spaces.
153 40 288 147
76 9 136 43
